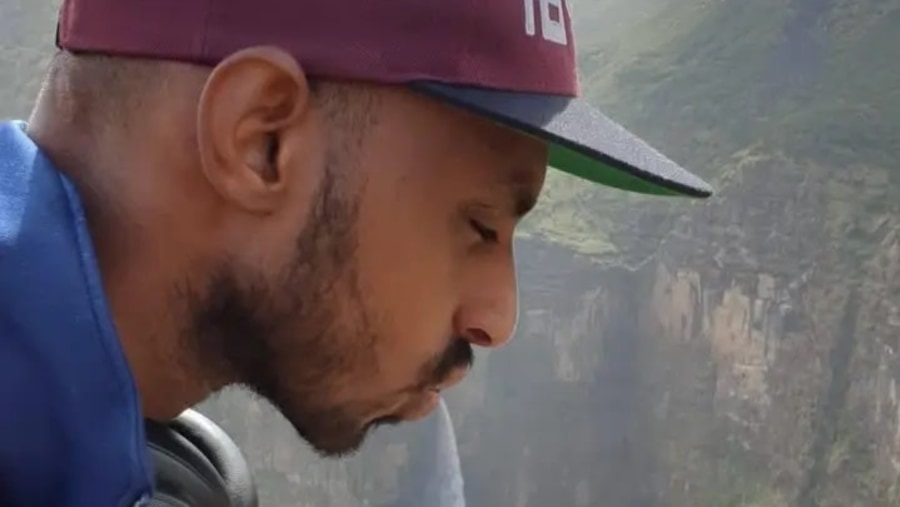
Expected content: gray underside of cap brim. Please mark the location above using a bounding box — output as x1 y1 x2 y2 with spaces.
411 81 713 198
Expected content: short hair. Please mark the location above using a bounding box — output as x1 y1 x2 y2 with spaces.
44 50 174 130
45 50 379 141
309 79 381 172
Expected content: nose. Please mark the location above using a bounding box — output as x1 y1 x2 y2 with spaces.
453 254 519 349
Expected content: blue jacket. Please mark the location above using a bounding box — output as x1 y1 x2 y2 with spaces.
0 121 152 506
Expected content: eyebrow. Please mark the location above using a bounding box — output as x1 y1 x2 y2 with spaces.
464 166 541 221
511 184 538 219
504 166 541 219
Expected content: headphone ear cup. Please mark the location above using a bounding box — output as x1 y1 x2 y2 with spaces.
145 409 258 507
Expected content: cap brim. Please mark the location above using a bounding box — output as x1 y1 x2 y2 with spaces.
410 82 713 199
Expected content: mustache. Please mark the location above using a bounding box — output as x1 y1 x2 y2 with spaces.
425 338 474 388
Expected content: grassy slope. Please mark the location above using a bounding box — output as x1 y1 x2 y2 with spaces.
519 0 746 257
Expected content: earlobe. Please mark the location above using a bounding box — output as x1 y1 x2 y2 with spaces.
195 46 312 214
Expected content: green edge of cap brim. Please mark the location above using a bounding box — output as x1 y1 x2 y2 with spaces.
548 142 704 198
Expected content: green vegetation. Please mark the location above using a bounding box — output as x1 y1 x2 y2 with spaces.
521 0 900 264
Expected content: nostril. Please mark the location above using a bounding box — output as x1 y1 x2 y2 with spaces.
465 328 493 347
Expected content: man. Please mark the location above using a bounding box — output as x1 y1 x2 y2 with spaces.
0 0 711 505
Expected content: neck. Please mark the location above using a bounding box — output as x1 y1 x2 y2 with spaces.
27 95 214 421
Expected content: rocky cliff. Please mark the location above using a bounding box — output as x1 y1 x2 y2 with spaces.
3 0 900 506
443 1 900 505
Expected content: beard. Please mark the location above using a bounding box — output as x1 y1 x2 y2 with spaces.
178 170 473 457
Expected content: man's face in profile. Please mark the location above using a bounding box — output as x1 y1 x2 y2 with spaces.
178 53 547 457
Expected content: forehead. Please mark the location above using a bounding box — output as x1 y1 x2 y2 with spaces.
354 86 548 198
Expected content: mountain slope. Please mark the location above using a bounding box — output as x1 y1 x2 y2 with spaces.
523 0 900 260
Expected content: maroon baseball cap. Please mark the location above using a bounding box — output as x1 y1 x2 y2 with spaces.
56 0 712 198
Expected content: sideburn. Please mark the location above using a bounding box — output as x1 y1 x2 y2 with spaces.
181 167 366 403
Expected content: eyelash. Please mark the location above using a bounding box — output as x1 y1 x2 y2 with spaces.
469 219 499 243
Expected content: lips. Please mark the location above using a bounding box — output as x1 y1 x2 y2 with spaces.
392 363 472 422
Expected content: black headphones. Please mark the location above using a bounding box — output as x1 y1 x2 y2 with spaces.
144 409 258 507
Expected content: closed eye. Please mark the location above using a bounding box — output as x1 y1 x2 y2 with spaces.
469 219 498 243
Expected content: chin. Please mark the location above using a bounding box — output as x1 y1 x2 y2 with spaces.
286 410 396 459
301 427 370 458
272 389 413 458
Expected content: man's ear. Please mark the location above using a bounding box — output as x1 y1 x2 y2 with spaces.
195 46 313 214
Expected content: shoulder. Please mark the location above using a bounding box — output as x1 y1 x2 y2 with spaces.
0 120 152 506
